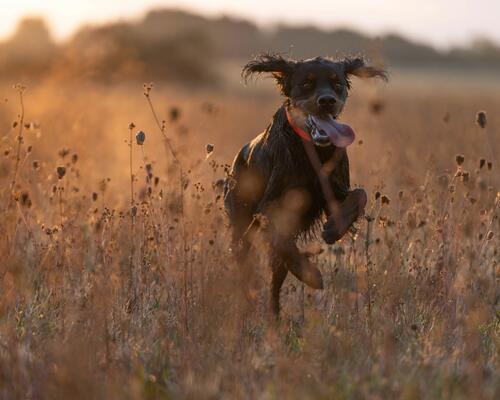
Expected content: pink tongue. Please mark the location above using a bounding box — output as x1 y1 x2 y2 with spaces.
312 115 355 147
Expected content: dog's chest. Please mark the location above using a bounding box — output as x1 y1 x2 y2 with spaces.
279 150 327 202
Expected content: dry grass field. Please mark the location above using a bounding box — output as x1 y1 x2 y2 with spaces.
0 69 498 399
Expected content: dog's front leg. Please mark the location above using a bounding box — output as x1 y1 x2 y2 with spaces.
321 149 367 244
322 188 367 244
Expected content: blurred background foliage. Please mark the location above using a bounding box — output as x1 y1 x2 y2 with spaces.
2 9 500 85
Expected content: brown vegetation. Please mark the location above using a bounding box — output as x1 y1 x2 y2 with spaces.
0 69 498 398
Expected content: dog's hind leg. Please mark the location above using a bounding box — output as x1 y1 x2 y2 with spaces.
272 237 323 290
270 251 288 318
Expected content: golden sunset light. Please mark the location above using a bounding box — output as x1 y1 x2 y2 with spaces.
0 1 498 399
1 0 500 47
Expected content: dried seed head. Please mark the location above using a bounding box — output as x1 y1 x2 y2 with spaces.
58 148 70 158
169 107 180 122
461 171 470 183
370 99 384 115
476 111 487 129
375 191 381 200
479 158 486 169
20 191 31 208
143 83 153 96
202 102 217 114
56 166 66 179
226 176 236 191
486 231 494 240
455 154 465 166
92 192 98 201
99 178 108 193
128 122 136 130
254 213 269 229
206 144 214 154
213 179 225 194
381 195 390 205
33 160 39 170
71 154 78 164
487 161 493 170
14 83 26 92
136 131 146 145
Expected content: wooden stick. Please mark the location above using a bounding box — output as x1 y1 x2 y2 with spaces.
301 139 345 219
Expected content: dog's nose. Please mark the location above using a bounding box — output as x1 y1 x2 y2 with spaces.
317 95 336 107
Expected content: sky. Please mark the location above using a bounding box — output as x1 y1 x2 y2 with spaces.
0 0 499 49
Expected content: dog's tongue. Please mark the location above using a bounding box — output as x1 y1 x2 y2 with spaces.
311 115 355 148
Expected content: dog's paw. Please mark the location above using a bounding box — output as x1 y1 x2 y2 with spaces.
299 260 324 289
322 188 368 244
321 219 343 244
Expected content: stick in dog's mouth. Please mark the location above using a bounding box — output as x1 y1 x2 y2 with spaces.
307 114 355 148
288 106 355 148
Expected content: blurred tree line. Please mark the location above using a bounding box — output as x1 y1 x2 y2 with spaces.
1 9 500 84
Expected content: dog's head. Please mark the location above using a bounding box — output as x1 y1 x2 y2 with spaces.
243 54 387 146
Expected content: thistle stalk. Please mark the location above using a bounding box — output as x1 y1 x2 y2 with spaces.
9 85 26 207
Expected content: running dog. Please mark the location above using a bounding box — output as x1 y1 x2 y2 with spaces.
224 53 387 316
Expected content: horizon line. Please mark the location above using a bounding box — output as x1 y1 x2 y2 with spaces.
0 5 498 52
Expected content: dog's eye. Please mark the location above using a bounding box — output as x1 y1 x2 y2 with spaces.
332 81 343 91
302 80 313 89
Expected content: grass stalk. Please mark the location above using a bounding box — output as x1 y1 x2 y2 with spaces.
9 85 25 206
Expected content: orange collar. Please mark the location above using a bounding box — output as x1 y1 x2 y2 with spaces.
285 108 312 142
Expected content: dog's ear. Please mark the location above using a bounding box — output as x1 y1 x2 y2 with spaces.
341 57 388 82
242 53 296 96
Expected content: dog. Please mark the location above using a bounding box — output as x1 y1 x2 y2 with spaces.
224 53 387 317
